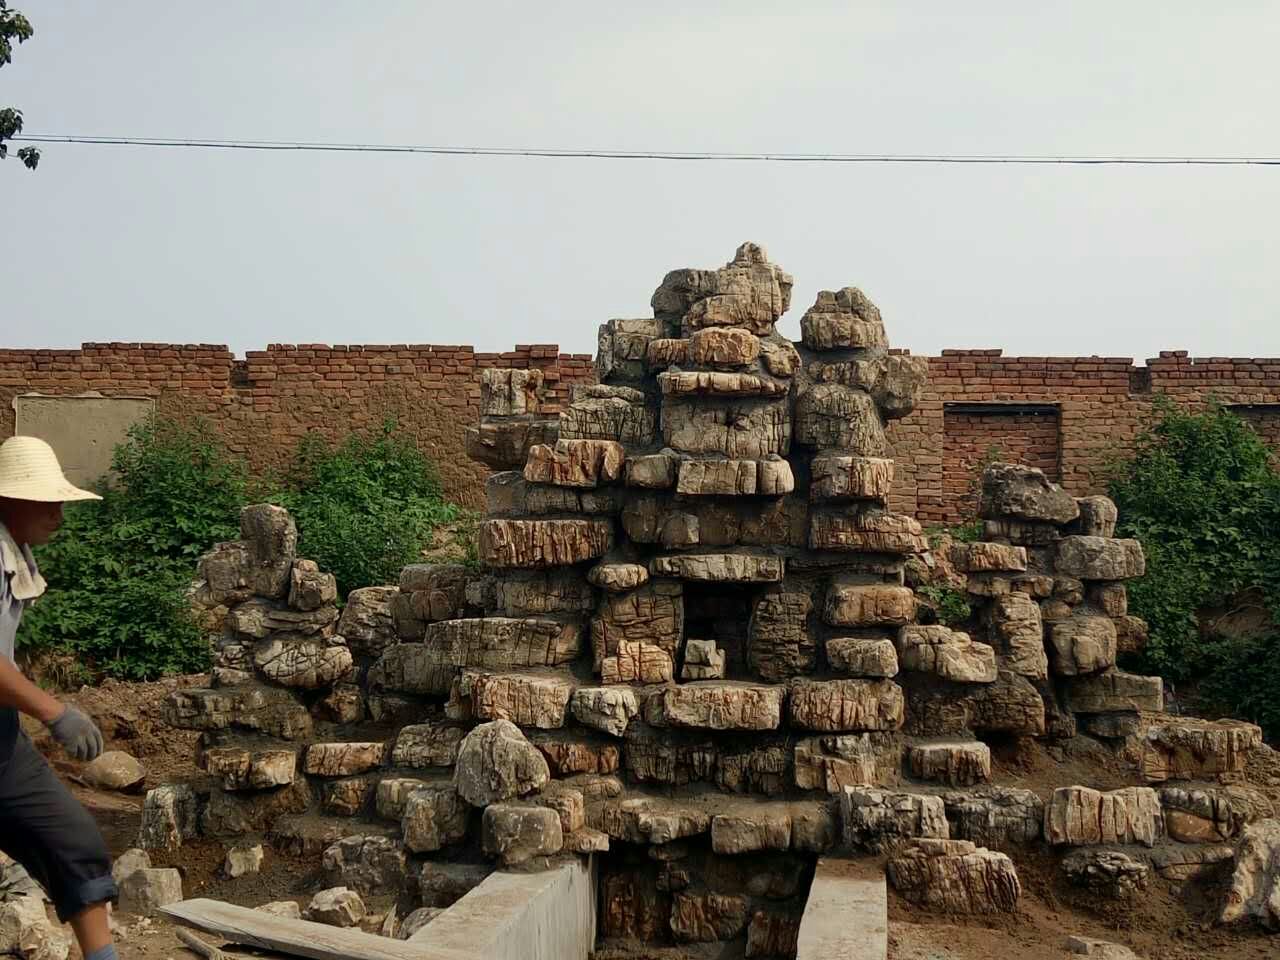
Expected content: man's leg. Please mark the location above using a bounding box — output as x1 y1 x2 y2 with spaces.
0 733 118 957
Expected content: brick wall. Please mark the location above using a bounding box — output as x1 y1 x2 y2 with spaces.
886 349 1280 524
0 342 595 510
940 407 1061 521
4 343 1279 518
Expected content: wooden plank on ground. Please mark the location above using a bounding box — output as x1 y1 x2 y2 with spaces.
159 898 466 960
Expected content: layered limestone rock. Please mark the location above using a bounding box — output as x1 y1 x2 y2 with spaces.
897 626 997 683
1138 717 1263 783
1219 819 1280 929
887 838 1020 913
840 788 949 852
1045 786 1163 847
908 741 992 787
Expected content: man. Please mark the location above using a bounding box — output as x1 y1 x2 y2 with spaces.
0 435 118 960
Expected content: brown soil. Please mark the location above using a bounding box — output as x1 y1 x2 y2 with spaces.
16 677 1280 960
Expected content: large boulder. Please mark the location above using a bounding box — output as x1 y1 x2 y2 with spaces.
887 838 1020 913
453 719 550 807
1220 819 1280 929
980 463 1079 524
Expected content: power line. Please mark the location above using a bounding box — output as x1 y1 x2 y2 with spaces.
10 135 1280 165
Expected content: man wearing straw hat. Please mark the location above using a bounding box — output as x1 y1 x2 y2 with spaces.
0 436 119 960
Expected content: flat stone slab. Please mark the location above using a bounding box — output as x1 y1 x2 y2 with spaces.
796 858 887 960
650 553 785 582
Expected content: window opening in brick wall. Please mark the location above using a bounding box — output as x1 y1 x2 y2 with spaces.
1227 404 1280 452
942 403 1062 524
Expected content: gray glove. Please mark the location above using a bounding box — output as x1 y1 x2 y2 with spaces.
47 705 104 761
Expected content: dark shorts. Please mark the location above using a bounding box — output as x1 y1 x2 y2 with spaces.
0 729 117 921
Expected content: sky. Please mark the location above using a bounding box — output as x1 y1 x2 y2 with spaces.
3 2 1279 361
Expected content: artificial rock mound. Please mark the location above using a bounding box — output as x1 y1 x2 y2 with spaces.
148 244 1278 951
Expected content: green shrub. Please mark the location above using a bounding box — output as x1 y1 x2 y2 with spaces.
1108 397 1280 737
917 584 972 627
19 414 461 682
19 417 246 678
272 419 462 596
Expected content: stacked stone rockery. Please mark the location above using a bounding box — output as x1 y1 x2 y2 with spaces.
147 245 1278 951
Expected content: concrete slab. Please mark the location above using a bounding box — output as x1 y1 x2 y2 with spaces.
796 857 887 960
410 856 597 960
13 393 154 486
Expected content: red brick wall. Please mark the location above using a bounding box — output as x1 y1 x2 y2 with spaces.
886 349 1280 524
940 408 1061 522
0 342 595 510
5 343 1280 518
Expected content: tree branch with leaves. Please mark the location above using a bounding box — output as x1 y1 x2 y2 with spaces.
1 1 39 170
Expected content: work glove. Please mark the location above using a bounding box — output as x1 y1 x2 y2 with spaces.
46 705 104 761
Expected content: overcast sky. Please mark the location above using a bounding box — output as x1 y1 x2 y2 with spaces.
3 2 1278 361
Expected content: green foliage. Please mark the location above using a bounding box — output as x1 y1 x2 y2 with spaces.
1108 396 1280 737
1 3 39 170
19 414 460 682
19 417 247 679
917 584 972 627
272 419 461 597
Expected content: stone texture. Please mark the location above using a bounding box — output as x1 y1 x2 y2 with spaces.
111 848 151 885
201 747 297 791
897 625 997 683
826 636 899 678
257 901 303 919
810 509 928 553
660 398 791 458
375 778 433 820
1048 615 1117 676
670 892 750 943
1074 496 1119 537
1045 786 1163 847
453 719 550 806
390 723 464 769
600 641 674 684
524 439 625 488
800 288 887 350
654 242 792 335
980 463 1080 524
760 337 801 377
660 370 789 398
163 685 314 740
840 788 949 852
482 803 564 866
224 843 264 879
1139 717 1264 783
587 562 649 592
1061 849 1150 899
254 635 353 689
570 686 640 737
1064 671 1164 714
625 452 679 489
477 517 613 568
600 797 712 844
118 867 184 915
561 385 658 445
591 582 684 663
480 367 542 416
402 784 470 853
747 590 814 680
789 679 905 732
240 504 298 599
1055 537 1146 580
288 559 337 612
306 887 366 928
647 681 785 731
824 583 916 627
794 733 902 791
1065 936 1138 960
887 838 1020 913
464 670 574 728
950 542 1027 573
795 385 887 454
943 787 1045 847
465 419 559 470
650 553 784 582
303 742 385 777
138 785 198 850
1160 785 1261 843
909 742 991 786
745 910 801 959
809 455 894 502
988 592 1048 679
419 862 491 907
710 806 793 854
1219 819 1280 928
1113 615 1149 655
82 751 146 792
681 638 727 680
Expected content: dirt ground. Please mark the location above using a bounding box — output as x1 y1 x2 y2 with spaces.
16 677 1280 960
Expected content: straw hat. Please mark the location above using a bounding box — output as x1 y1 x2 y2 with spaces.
0 436 102 503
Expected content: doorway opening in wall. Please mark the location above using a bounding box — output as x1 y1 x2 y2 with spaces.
941 403 1062 525
680 581 759 680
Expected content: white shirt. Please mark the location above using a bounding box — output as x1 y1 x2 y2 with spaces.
0 522 45 665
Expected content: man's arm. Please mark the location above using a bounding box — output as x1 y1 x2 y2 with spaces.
0 653 63 723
